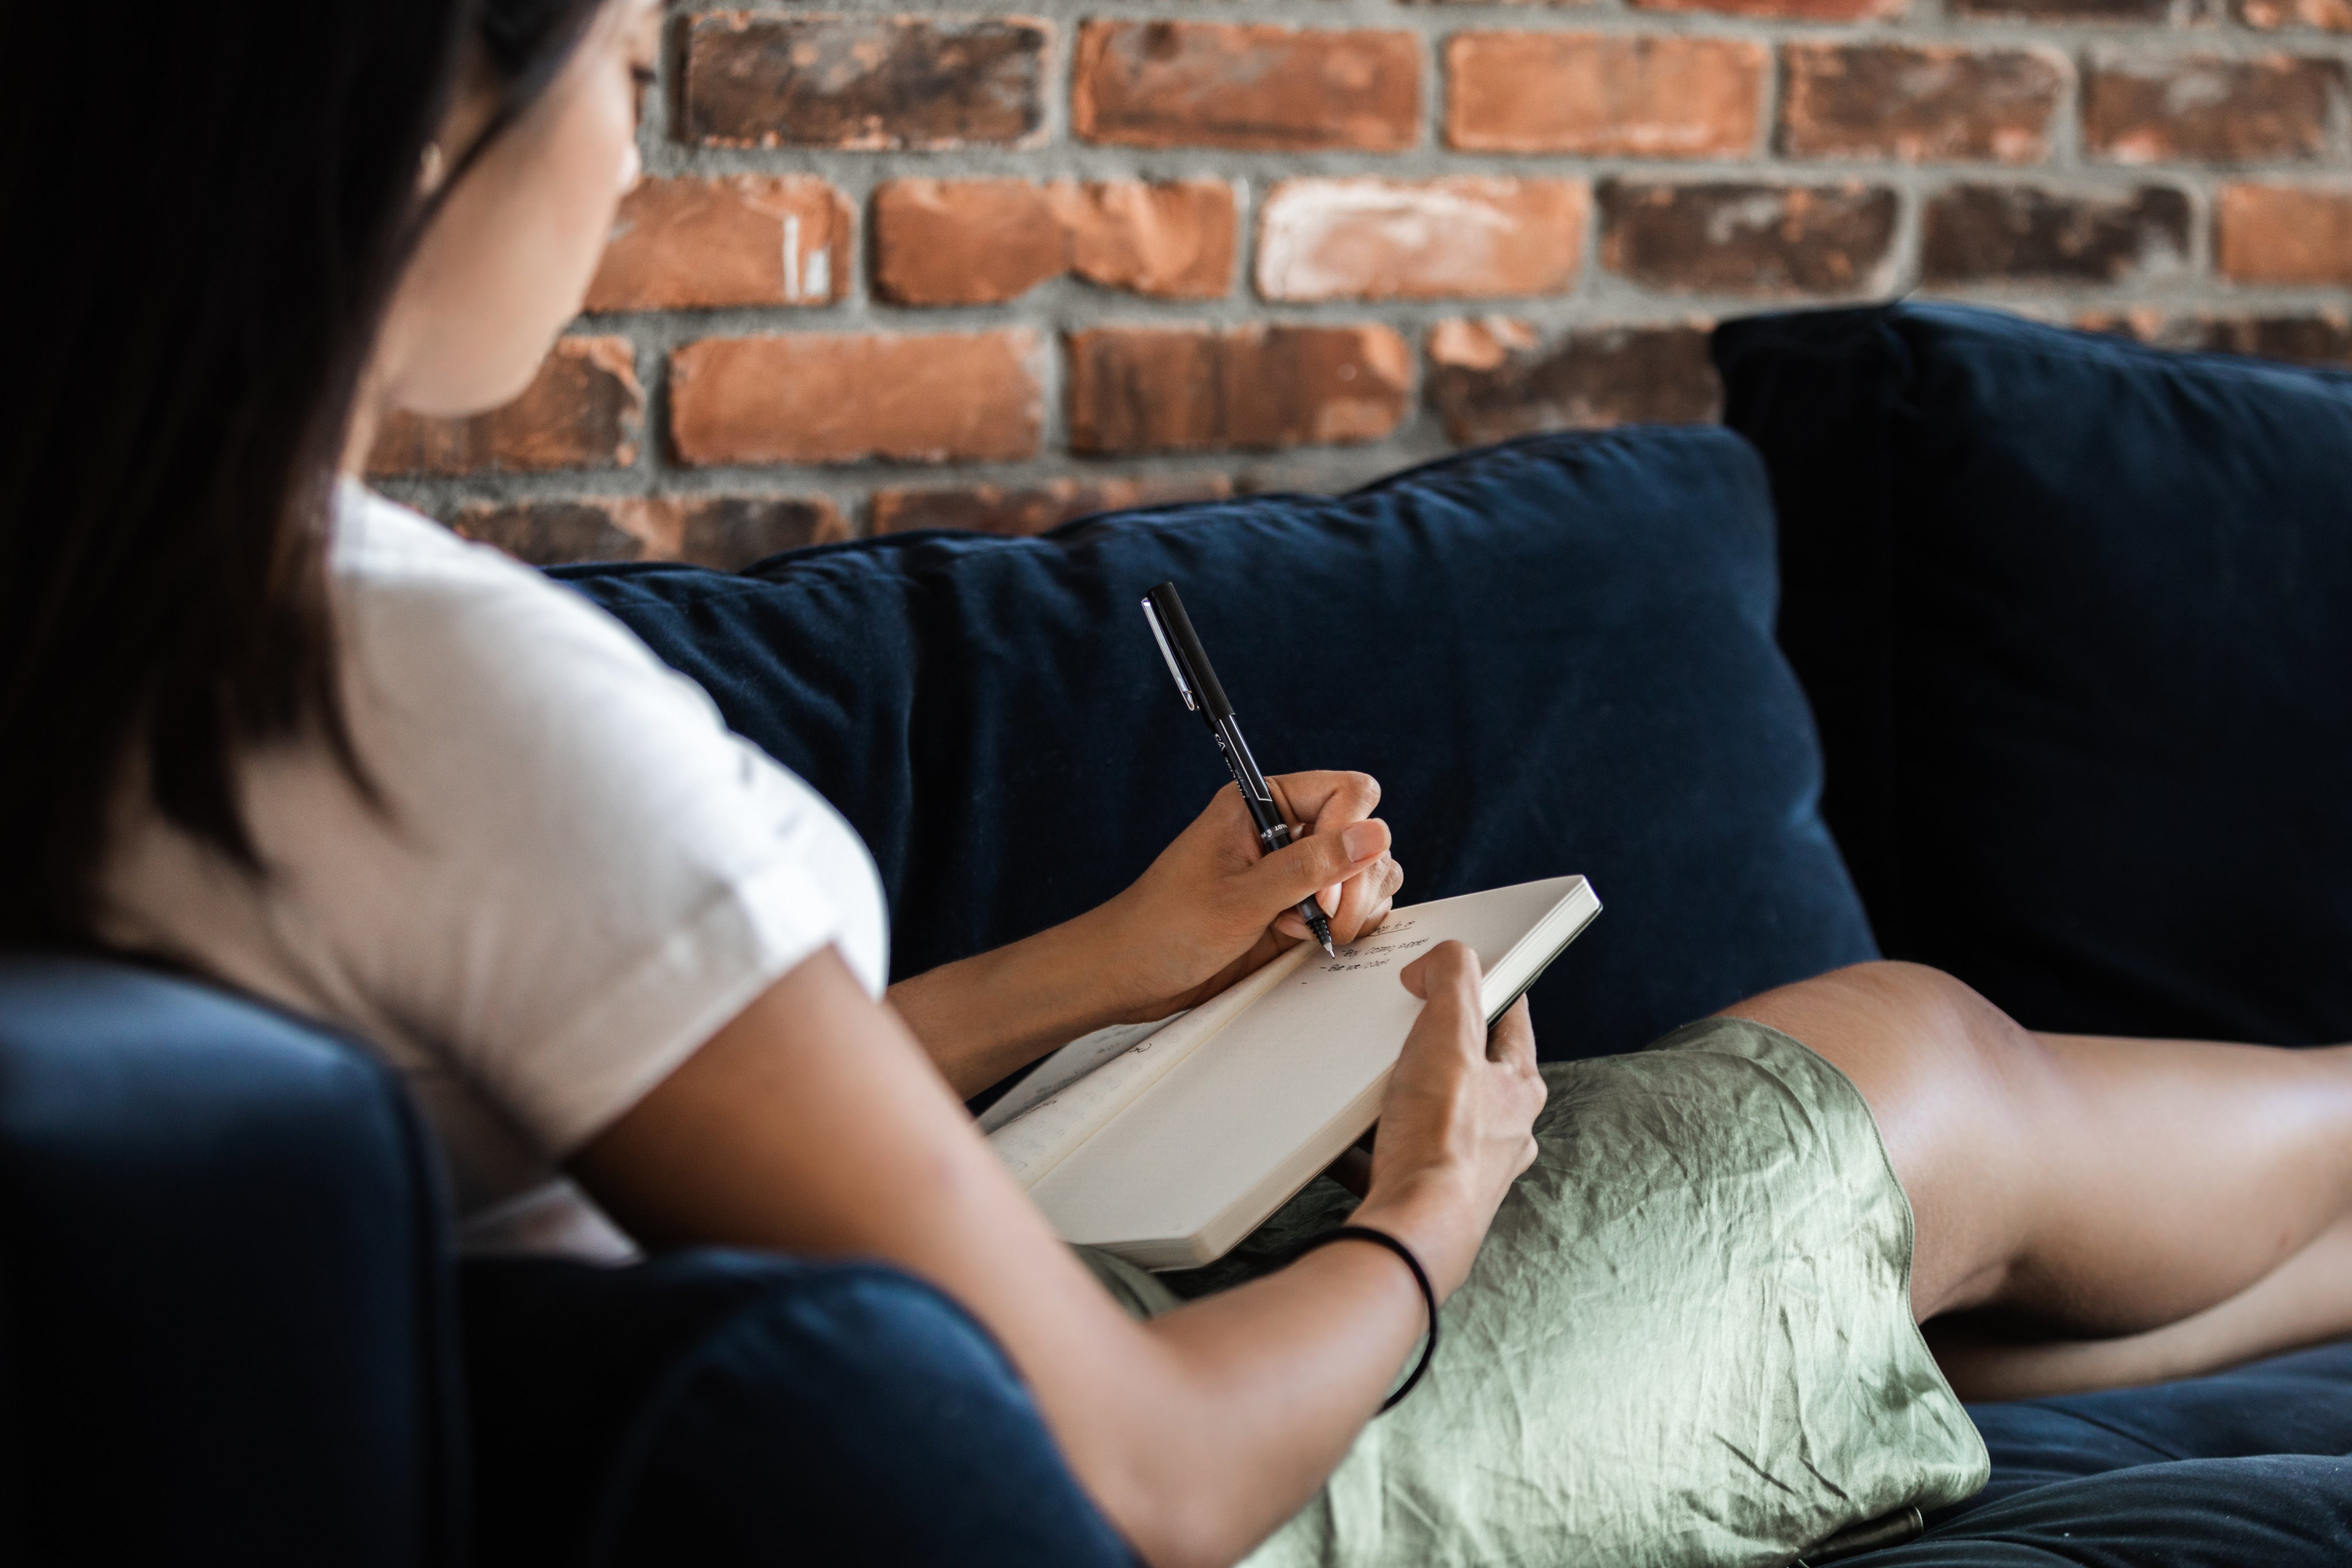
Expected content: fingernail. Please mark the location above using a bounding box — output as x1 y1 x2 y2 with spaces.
1321 884 1341 915
1342 822 1382 861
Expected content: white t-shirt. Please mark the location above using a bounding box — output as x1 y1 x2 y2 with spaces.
95 483 889 1259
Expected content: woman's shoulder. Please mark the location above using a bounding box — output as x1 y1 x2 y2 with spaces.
328 483 719 732
334 484 643 647
323 486 887 974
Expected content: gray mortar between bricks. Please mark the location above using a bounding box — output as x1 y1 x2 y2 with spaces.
377 0 2352 535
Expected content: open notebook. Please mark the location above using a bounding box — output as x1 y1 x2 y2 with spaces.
983 876 1601 1269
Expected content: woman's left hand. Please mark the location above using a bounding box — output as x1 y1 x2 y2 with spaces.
1090 771 1404 1021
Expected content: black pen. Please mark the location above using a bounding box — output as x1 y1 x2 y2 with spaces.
1140 581 1339 959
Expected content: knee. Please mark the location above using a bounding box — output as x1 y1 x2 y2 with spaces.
1854 962 2041 1083
1728 961 2042 1110
1832 959 2004 1037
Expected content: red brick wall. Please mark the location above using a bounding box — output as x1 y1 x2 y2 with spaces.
371 2 2352 565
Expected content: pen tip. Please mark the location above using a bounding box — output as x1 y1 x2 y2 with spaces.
1321 939 1337 959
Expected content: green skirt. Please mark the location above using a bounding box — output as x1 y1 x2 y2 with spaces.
1078 1017 1989 1568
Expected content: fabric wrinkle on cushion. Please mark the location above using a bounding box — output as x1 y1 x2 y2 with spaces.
557 427 1877 1075
1715 303 2352 1046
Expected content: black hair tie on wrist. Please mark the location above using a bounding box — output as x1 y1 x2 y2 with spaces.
1278 1224 1438 1413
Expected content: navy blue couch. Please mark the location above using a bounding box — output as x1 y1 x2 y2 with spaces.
7 305 2351 1565
0 958 1136 1568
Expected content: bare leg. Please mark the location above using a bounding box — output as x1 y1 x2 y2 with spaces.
1725 962 2352 1400
1928 1211 2352 1400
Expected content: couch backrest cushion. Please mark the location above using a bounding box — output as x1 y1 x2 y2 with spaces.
0 957 464 1566
560 427 1874 1071
1716 303 2352 1044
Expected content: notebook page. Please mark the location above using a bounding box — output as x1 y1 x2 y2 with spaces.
988 944 1315 1187
977 1014 1185 1135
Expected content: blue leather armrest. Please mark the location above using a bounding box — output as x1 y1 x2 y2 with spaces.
0 957 463 1567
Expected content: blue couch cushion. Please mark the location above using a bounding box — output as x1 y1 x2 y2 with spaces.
559 428 1877 1068
0 957 464 1567
462 1250 1138 1568
1846 1339 2352 1566
1716 304 2352 1044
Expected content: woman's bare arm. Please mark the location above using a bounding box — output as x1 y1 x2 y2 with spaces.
574 942 1539 1568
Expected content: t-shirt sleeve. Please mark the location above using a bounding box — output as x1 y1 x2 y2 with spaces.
278 542 889 1158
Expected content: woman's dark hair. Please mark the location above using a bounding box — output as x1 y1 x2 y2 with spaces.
0 0 609 944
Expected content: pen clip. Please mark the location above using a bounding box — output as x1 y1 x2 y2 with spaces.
1140 594 1198 713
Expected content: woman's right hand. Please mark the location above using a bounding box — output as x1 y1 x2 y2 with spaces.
1353 942 1546 1300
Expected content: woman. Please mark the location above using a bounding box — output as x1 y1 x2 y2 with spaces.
10 2 2352 1564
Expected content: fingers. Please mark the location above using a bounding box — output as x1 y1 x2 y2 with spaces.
1400 940 1480 1006
1266 773 1393 944
1294 850 1401 946
1403 948 1539 1080
1489 998 1546 1171
1247 814 1390 917
1205 770 1402 947
1267 771 1382 838
1271 772 1368 928
1399 940 1475 997
1336 852 1403 944
1489 996 1537 1071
